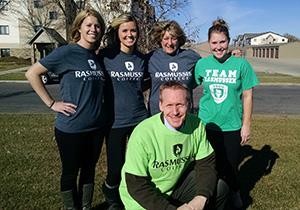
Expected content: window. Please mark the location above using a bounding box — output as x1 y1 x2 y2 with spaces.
270 48 274 58
49 11 58 20
275 48 279 59
0 25 9 35
0 0 8 10
33 25 42 32
76 0 85 9
33 0 43 8
0 48 10 57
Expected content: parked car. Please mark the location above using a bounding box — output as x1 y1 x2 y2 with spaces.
41 71 60 84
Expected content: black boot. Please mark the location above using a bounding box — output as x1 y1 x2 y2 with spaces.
61 190 77 210
82 183 94 210
102 182 124 210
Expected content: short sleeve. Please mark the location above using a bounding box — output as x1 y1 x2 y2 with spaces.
39 46 68 74
241 59 260 91
123 129 150 176
195 122 214 160
194 59 204 85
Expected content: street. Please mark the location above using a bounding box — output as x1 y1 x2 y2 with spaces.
0 82 300 115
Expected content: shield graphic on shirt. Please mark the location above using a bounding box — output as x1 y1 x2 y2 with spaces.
173 144 183 157
125 61 134 71
169 62 178 72
88 59 96 70
209 84 228 104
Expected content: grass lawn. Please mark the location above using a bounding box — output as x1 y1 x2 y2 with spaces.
256 72 300 84
0 114 299 209
0 71 27 80
0 56 31 71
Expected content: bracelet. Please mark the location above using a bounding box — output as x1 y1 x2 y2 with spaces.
49 100 55 108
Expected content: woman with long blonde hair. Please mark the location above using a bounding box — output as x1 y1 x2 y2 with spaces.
26 9 106 209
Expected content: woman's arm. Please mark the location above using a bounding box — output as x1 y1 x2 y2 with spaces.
25 62 76 116
241 88 253 145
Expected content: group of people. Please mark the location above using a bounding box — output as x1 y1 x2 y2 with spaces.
26 8 259 210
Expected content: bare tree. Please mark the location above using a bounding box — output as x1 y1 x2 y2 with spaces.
0 0 10 13
283 33 300 42
54 0 87 41
3 0 66 39
148 0 190 21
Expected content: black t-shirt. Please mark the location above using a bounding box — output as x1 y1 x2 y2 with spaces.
40 44 106 133
147 48 200 115
99 48 148 128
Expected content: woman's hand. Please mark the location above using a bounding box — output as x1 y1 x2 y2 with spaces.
241 124 250 145
51 101 77 116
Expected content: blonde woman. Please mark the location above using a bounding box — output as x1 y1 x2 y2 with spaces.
26 9 106 209
98 13 148 209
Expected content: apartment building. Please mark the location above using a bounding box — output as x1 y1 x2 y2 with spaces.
0 0 154 60
233 32 288 47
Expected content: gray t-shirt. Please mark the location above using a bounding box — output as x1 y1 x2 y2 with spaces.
147 48 200 115
39 44 106 133
99 48 148 128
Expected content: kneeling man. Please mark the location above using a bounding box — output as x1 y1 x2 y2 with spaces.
119 81 228 210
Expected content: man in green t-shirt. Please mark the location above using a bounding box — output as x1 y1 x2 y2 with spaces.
119 81 228 210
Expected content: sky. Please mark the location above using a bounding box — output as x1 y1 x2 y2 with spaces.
167 0 300 43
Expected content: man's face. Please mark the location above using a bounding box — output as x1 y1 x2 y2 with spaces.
159 88 188 129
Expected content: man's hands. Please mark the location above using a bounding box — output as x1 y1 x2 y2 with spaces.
177 196 207 210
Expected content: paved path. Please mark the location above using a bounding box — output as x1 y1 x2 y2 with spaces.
1 58 300 77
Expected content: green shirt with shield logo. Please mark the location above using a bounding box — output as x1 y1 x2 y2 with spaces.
194 55 259 131
119 113 214 210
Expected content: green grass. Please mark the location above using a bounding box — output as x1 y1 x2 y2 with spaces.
256 72 300 83
1 114 299 209
0 63 29 71
0 71 27 80
0 114 106 209
0 56 31 71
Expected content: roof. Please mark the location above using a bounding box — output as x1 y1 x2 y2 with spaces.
251 31 288 39
28 27 67 45
235 31 288 41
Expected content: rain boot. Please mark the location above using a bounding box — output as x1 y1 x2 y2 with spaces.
82 183 94 210
61 190 77 210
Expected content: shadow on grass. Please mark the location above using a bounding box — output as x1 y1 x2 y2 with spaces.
238 144 279 209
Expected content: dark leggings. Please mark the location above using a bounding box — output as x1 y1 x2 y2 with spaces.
55 128 104 191
105 126 135 186
205 128 241 191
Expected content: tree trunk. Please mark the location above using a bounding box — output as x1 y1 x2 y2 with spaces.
65 0 77 42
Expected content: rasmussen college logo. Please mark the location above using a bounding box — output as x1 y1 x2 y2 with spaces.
173 144 183 157
88 59 96 70
169 62 178 72
209 84 228 104
125 61 134 71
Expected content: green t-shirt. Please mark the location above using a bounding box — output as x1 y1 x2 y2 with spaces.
119 113 214 210
194 55 259 131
